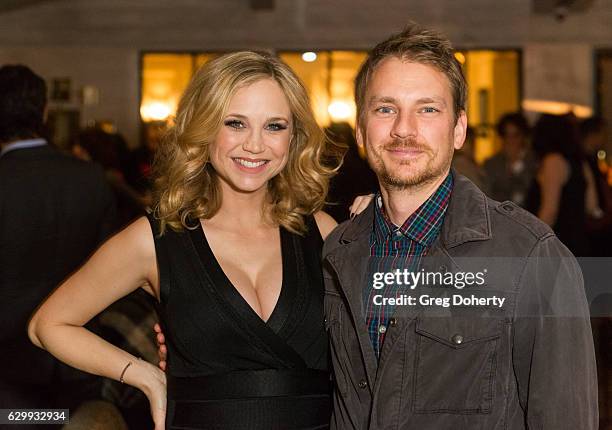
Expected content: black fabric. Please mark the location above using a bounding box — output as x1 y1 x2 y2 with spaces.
147 214 330 429
168 369 330 400
526 155 589 255
0 145 116 409
172 396 331 430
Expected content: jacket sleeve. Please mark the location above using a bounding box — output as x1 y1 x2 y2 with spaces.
512 234 598 429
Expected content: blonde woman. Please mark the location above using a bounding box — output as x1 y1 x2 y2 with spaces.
29 51 354 429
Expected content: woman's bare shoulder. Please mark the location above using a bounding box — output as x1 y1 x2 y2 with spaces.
101 216 159 293
542 152 568 166
540 153 570 183
115 216 156 255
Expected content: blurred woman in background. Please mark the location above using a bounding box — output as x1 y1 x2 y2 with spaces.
526 113 600 256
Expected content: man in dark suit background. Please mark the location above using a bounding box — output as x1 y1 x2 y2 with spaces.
0 65 117 414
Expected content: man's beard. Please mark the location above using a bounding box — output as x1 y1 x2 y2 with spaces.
369 138 452 190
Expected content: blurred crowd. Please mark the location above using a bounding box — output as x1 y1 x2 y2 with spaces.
69 121 162 229
453 111 611 258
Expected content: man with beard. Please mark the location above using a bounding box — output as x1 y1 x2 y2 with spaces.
322 24 598 429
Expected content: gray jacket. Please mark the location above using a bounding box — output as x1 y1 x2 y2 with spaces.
322 173 598 429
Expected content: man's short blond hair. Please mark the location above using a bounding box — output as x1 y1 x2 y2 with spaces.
355 23 467 124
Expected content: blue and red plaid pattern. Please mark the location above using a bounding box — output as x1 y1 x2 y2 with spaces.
364 173 453 357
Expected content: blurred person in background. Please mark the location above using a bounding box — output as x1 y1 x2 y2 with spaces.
581 116 608 170
73 126 149 227
483 112 535 206
325 121 378 222
125 120 167 203
579 116 612 256
451 125 487 191
0 65 117 422
525 113 600 256
577 116 612 429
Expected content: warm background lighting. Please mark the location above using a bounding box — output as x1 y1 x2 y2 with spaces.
454 52 466 64
281 51 366 127
140 54 193 123
463 50 520 163
302 52 317 62
522 99 594 118
598 150 607 160
140 101 172 122
327 100 352 121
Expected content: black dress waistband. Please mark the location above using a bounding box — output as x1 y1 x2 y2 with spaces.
167 369 332 429
168 368 331 401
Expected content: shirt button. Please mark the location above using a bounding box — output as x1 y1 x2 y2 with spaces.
378 324 387 334
451 334 464 345
389 318 397 327
395 230 402 237
358 379 368 389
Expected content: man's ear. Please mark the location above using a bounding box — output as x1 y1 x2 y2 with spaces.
355 121 365 151
453 110 467 151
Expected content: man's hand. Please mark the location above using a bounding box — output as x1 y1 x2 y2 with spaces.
153 323 167 372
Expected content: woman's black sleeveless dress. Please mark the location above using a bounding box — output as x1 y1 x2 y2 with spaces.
525 156 589 256
146 214 331 430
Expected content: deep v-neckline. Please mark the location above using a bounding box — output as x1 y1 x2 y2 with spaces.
189 220 297 335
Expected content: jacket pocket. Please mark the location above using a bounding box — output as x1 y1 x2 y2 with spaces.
413 316 501 414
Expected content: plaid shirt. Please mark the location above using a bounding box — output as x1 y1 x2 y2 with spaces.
364 173 453 357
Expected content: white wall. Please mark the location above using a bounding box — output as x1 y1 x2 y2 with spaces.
524 43 594 108
0 46 139 144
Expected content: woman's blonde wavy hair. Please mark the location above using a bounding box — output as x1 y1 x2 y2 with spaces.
152 51 341 235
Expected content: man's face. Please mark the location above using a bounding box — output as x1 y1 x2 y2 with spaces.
500 123 527 156
356 57 466 190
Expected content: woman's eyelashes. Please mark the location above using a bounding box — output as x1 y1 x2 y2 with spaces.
265 122 288 131
224 118 288 132
224 119 245 129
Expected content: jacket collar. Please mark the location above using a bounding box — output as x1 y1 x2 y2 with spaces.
338 171 491 248
0 138 47 158
439 172 491 247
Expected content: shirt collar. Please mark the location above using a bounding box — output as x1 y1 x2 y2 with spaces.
0 138 47 158
373 172 454 246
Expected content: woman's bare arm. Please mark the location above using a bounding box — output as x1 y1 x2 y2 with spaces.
536 153 570 227
582 161 602 217
314 211 338 240
314 194 375 240
28 216 166 429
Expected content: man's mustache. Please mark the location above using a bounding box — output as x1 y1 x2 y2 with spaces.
383 139 430 153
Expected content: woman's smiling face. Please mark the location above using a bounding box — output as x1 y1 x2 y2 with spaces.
209 78 293 195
